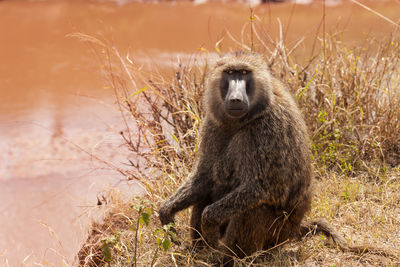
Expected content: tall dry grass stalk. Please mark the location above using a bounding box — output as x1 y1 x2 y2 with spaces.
75 16 400 266
273 32 400 177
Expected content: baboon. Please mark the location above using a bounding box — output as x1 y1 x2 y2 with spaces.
160 52 312 258
158 52 395 262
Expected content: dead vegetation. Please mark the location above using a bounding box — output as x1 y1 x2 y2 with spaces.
75 13 400 266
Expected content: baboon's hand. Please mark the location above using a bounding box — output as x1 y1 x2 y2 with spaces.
201 206 220 248
159 202 174 226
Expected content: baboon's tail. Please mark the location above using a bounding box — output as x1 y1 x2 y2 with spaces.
300 218 398 259
300 218 347 248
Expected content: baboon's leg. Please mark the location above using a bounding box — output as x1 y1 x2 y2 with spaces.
220 205 300 260
220 208 268 259
190 204 206 241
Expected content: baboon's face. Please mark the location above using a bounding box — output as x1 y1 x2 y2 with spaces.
219 68 254 118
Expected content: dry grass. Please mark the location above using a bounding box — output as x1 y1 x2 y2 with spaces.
75 15 400 266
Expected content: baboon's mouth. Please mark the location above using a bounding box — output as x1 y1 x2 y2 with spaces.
227 108 247 117
227 104 246 111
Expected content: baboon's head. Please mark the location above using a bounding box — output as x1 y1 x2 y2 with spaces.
205 52 273 123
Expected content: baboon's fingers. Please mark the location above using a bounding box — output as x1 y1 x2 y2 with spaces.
158 204 174 226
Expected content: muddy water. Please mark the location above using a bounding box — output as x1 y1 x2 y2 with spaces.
0 0 399 265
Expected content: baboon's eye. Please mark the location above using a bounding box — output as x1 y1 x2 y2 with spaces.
228 70 233 75
242 70 247 75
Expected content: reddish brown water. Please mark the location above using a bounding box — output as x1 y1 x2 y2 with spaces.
0 0 399 265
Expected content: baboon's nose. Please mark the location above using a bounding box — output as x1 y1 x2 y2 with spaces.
230 98 242 104
228 79 245 105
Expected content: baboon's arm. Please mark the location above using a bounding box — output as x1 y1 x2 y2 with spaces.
200 183 265 246
159 121 216 227
202 183 265 225
159 170 211 226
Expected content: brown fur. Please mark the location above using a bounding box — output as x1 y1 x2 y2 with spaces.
159 52 398 263
159 52 312 258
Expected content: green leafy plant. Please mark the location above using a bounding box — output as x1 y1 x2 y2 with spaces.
101 236 118 263
129 199 153 265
